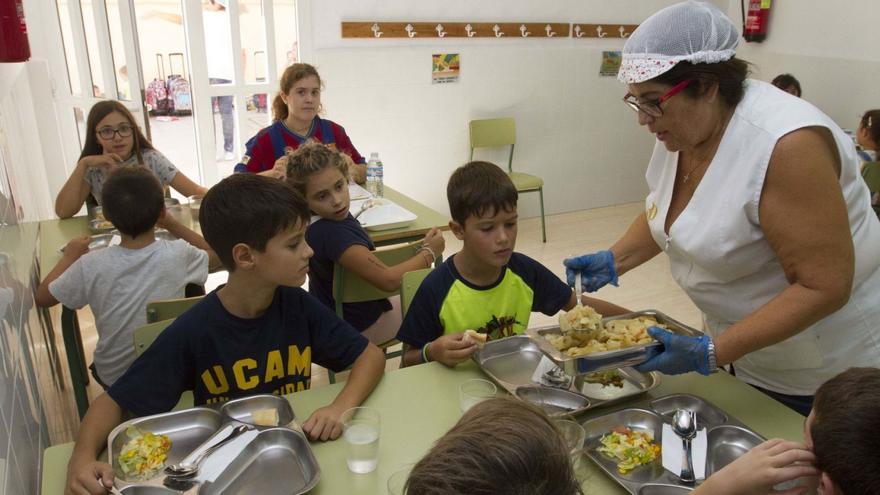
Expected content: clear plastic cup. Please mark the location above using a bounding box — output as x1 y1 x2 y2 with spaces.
342 407 381 474
188 194 203 215
386 467 412 495
458 379 496 413
553 418 586 468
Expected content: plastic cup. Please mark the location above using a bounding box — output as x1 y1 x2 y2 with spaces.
458 379 496 413
188 194 203 216
342 407 381 474
553 418 586 468
386 467 412 495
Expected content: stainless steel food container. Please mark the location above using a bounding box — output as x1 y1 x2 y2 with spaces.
582 394 765 494
107 400 319 494
220 394 298 431
59 229 176 253
473 335 660 417
526 310 702 375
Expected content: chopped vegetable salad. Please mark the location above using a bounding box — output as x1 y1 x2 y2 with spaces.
117 426 172 479
597 426 660 474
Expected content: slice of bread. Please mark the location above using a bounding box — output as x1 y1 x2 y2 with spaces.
465 329 488 347
251 408 279 427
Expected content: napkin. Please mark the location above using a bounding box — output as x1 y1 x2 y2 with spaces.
189 426 260 483
109 235 121 247
661 423 707 481
530 356 563 384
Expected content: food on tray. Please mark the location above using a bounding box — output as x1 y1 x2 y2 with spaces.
598 426 660 474
117 426 172 479
558 305 603 333
251 408 280 427
92 220 114 230
547 308 663 357
583 370 625 388
465 329 488 347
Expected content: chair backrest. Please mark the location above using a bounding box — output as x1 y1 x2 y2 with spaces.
146 296 204 323
333 240 425 316
469 118 516 172
400 268 432 318
134 319 175 356
862 162 880 192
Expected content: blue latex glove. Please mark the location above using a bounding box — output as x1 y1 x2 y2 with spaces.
563 250 619 293
634 327 712 376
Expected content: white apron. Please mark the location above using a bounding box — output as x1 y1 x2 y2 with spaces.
644 80 880 395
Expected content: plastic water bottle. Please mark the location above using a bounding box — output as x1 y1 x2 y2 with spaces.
366 152 384 197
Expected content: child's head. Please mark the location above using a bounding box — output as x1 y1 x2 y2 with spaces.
857 110 880 151
200 174 312 283
447 161 519 267
273 63 322 123
771 73 801 97
285 142 352 221
80 100 152 163
807 367 880 495
406 397 582 495
101 167 164 238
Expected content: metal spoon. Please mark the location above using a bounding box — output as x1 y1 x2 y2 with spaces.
164 424 251 479
672 409 697 484
97 478 123 495
353 199 375 219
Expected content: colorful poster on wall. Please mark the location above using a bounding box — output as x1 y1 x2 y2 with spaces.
432 53 460 84
599 51 622 77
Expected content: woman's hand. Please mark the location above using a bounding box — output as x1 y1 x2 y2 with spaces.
563 250 618 293
421 227 445 258
634 327 712 375
696 439 818 495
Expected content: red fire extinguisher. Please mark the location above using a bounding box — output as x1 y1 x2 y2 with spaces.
743 0 772 43
0 0 31 62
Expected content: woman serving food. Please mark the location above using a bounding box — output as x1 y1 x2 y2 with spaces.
565 1 880 415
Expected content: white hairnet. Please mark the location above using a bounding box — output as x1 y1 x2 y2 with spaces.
618 1 739 84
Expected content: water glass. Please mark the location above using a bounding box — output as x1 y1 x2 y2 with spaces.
188 194 203 216
553 418 586 467
458 379 496 413
386 467 412 495
342 407 381 474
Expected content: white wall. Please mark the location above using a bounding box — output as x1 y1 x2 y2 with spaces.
722 0 880 130
302 0 727 218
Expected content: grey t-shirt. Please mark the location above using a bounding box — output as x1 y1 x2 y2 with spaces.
85 149 179 204
49 239 208 386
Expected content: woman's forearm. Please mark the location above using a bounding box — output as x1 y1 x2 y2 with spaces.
55 160 92 218
610 212 661 276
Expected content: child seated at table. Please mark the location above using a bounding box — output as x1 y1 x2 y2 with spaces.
284 142 445 344
396 161 626 367
695 366 879 495
405 397 583 495
65 174 386 494
35 167 217 388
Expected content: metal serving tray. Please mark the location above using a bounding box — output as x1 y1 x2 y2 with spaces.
526 310 702 375
59 229 176 253
473 335 660 417
106 395 318 494
582 394 765 494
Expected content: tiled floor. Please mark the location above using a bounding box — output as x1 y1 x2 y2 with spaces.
41 201 700 445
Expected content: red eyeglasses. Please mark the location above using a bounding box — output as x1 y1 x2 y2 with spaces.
623 80 692 118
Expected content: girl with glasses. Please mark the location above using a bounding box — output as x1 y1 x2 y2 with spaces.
55 100 207 218
565 1 880 416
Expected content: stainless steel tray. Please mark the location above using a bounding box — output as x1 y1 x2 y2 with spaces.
582 394 765 494
200 428 320 495
473 335 660 417
107 396 317 493
526 310 702 375
59 229 176 253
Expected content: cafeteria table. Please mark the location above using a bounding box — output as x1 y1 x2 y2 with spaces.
41 362 806 494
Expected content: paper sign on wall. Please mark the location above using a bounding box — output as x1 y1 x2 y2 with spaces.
599 51 622 77
432 53 460 84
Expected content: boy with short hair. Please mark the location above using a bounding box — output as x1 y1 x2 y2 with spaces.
65 174 385 494
397 161 626 367
695 367 880 495
36 167 217 388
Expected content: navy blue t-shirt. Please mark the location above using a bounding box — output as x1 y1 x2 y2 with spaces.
109 286 368 416
305 214 392 331
397 252 572 349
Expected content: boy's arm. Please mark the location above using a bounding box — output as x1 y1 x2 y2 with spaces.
65 393 125 495
560 292 632 316
35 236 90 307
158 214 222 271
402 334 477 367
301 343 385 441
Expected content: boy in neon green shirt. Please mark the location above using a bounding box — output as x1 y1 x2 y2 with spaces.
397 161 626 367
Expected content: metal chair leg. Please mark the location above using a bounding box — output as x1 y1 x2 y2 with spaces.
538 187 547 243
